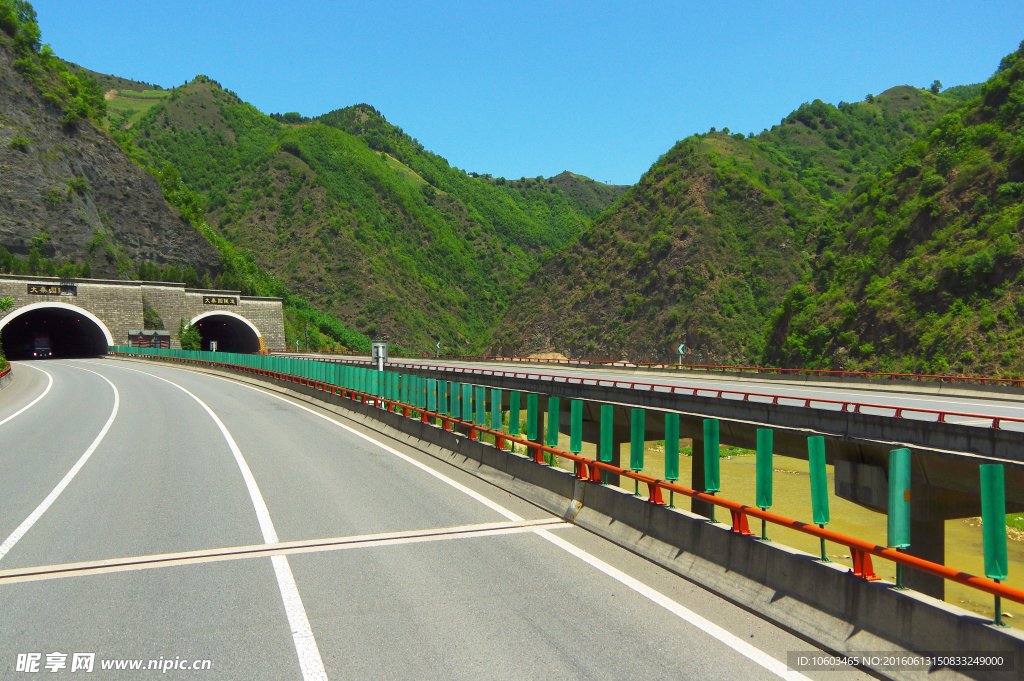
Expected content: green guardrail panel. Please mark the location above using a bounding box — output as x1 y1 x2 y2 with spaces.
808 436 829 526
490 388 502 431
570 400 583 454
509 391 521 436
475 385 486 426
664 413 679 481
981 463 1008 580
756 428 773 510
703 419 720 493
599 404 613 463
527 393 538 441
630 408 645 472
462 383 473 422
546 397 560 447
887 448 911 549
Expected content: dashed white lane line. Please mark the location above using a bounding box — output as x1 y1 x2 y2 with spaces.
0 364 53 429
90 363 328 681
0 366 117 563
120 360 814 681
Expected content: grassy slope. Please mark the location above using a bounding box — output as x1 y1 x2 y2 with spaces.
113 84 617 352
765 42 1024 376
495 86 958 363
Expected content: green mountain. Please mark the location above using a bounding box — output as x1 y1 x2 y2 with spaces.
0 2 220 282
494 83 960 363
765 41 1024 376
109 92 621 352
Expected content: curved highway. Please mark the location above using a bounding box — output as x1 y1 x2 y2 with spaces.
0 358 871 679
302 355 1024 432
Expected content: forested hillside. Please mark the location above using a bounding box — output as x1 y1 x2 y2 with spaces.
0 3 220 282
108 90 620 351
766 41 1024 376
495 83 960 363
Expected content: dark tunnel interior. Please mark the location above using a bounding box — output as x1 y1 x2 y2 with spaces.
1 307 109 359
194 315 261 353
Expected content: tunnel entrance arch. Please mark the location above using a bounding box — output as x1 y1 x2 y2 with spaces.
189 311 262 353
0 302 113 359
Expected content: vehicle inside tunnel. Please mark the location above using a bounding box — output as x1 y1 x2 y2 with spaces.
193 314 261 353
1 306 109 359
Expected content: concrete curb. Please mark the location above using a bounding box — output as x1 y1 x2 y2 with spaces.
113 356 1024 681
0 365 12 392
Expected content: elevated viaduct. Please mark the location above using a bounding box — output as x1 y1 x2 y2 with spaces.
300 354 1024 600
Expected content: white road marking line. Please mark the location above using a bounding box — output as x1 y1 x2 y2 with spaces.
120 360 814 680
535 529 811 680
85 362 328 681
0 366 117 563
0 364 53 428
0 519 571 585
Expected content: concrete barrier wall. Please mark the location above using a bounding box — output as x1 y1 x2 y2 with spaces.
117 355 1024 681
0 366 11 391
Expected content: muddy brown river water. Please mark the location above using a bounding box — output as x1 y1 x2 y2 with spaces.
542 435 1024 628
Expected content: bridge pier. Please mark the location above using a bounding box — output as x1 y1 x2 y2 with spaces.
905 517 946 599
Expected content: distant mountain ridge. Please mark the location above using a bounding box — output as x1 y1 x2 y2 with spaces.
494 82 964 363
106 88 625 351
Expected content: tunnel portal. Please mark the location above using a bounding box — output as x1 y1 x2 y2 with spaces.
1 305 110 359
192 313 262 354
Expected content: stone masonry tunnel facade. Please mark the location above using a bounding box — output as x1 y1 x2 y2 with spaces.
0 274 285 353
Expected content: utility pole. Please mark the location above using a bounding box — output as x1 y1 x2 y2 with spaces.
304 320 308 353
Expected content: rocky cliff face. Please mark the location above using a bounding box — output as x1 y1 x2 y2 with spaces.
0 41 219 278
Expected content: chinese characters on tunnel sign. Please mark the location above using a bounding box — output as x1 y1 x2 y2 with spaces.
202 296 238 305
27 284 77 296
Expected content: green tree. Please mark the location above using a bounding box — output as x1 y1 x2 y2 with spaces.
178 317 201 351
929 79 943 95
0 296 13 370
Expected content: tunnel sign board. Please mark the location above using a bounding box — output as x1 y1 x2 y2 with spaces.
27 284 76 296
202 295 238 305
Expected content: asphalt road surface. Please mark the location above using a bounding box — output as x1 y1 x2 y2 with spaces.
0 358 872 680
304 354 1024 432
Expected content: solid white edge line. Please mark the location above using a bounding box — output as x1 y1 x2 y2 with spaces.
114 359 815 680
0 365 117 562
535 528 812 681
0 363 54 428
82 362 328 681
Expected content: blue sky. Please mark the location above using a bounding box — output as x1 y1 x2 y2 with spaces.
33 0 1024 185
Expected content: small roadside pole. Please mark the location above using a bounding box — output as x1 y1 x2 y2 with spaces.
808 436 831 562
704 419 721 522
887 448 912 589
980 463 1009 626
664 413 680 507
630 408 645 496
371 339 388 372
756 428 773 541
